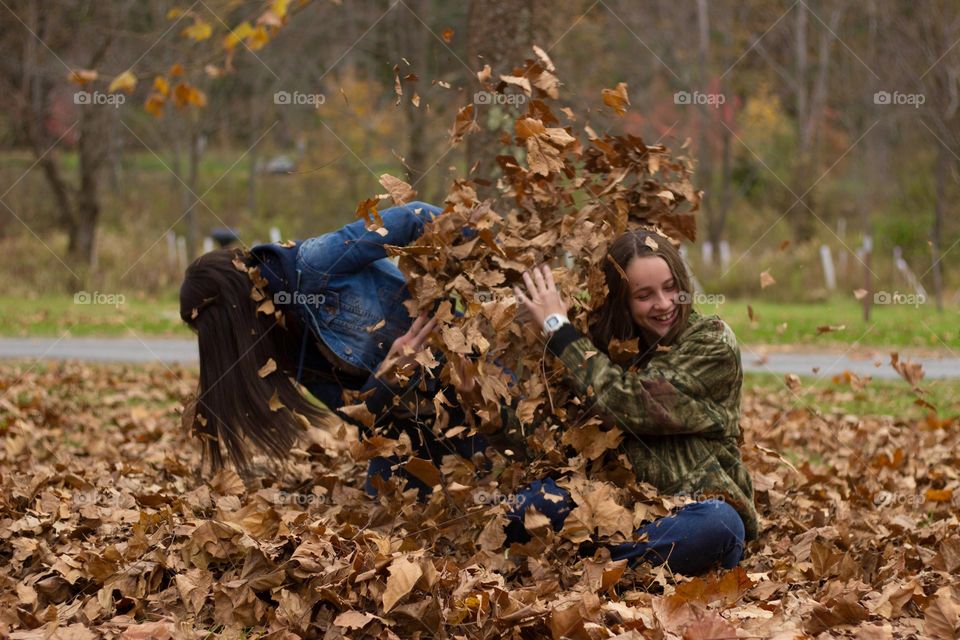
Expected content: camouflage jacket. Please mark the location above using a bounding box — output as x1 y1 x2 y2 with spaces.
501 311 758 541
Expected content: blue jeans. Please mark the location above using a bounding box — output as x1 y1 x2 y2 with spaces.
504 478 745 576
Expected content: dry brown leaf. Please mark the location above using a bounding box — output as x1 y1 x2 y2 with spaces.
602 82 630 115
383 555 423 612
924 590 960 640
379 173 417 205
258 357 277 377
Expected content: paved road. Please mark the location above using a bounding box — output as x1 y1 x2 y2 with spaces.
0 337 957 379
0 337 199 365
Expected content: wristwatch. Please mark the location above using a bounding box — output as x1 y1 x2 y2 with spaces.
542 313 570 335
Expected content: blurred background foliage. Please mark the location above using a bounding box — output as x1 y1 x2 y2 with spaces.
0 0 957 328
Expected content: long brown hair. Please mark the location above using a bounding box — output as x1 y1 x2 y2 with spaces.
179 248 327 473
589 229 694 356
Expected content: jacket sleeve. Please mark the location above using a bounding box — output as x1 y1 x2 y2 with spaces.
334 372 412 439
545 323 739 437
359 372 402 419
302 201 441 275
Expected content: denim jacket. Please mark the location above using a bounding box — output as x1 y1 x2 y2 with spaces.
251 201 442 410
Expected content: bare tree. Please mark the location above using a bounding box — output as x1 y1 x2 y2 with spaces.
912 0 960 313
791 1 845 244
0 1 131 287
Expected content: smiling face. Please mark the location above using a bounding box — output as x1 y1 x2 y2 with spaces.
625 255 680 340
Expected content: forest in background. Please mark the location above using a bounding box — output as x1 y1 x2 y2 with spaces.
0 0 957 314
3 3 960 638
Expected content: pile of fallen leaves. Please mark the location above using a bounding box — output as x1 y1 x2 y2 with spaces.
358 48 700 489
1 361 958 639
5 49 960 640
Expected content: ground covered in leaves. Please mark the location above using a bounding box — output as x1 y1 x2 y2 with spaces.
1 361 958 639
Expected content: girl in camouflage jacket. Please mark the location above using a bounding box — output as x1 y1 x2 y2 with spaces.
505 228 757 576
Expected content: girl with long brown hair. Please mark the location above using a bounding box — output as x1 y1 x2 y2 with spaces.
504 227 757 576
179 201 486 493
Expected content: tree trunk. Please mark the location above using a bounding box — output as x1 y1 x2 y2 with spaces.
931 141 946 312
247 91 261 215
67 97 110 272
395 0 429 191
859 0 880 322
710 126 733 261
19 0 109 290
790 3 843 245
466 0 542 200
696 0 719 264
184 126 203 262
791 6 815 243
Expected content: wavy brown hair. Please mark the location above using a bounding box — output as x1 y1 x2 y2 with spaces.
179 248 327 473
589 229 694 357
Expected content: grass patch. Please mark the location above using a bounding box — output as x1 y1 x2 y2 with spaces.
2 292 959 349
0 294 188 337
708 297 958 349
743 371 960 420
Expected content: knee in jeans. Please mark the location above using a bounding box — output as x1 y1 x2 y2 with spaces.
688 500 745 546
716 502 745 542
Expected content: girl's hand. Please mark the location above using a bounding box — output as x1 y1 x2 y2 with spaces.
513 264 568 331
378 312 437 380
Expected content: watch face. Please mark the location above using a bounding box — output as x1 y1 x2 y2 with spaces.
546 316 561 330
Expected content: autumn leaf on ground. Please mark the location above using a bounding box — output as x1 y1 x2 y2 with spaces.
383 556 422 612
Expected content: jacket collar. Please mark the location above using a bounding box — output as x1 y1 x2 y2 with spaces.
250 241 302 304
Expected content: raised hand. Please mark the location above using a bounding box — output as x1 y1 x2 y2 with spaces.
513 264 568 330
377 312 437 380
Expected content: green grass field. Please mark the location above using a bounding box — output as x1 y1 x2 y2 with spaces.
743 371 959 420
1 294 957 348
705 297 958 349
0 294 188 337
